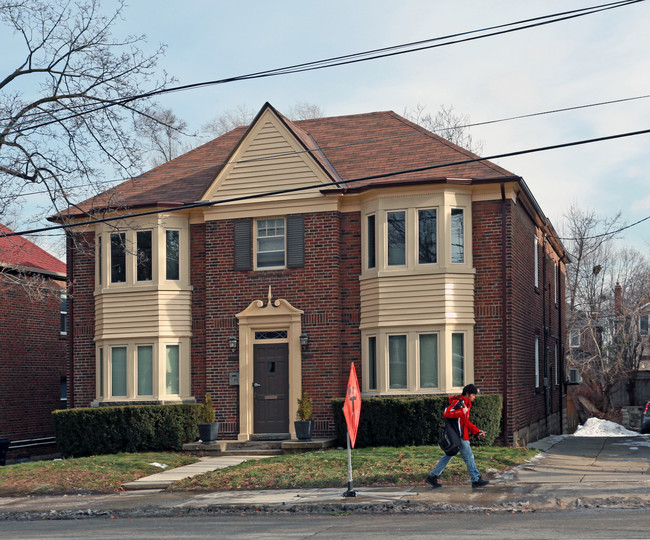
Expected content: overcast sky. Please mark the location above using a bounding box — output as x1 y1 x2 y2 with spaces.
5 0 650 254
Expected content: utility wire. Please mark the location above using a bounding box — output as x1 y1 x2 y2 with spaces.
5 125 650 239
12 91 650 200
2 0 643 133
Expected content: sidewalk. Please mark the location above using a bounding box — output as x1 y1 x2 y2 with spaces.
0 435 648 520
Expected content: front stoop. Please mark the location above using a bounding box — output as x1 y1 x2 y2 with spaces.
182 438 337 456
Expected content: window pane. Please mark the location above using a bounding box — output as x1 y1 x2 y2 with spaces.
451 208 464 263
389 335 407 389
166 230 180 280
257 218 285 268
110 233 126 283
419 334 438 388
136 231 152 281
367 215 376 269
137 346 153 396
111 347 127 397
387 211 406 266
640 315 649 336
418 209 437 264
166 345 180 395
60 293 67 334
535 336 540 388
99 348 104 398
368 336 377 390
452 333 464 387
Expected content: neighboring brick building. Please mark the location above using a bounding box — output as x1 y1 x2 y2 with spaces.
53 103 568 445
0 224 68 461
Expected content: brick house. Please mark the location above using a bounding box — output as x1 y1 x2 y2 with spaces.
0 224 68 460
53 103 569 445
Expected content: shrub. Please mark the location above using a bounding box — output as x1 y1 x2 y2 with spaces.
199 393 216 424
53 403 201 458
331 394 502 448
296 390 313 421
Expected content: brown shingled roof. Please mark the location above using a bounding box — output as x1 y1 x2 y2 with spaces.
53 105 518 218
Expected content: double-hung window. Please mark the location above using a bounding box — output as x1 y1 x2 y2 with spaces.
166 230 180 280
451 333 465 387
419 334 438 388
534 336 540 388
257 218 286 269
534 236 539 288
640 314 649 336
110 233 126 283
387 211 406 266
137 345 153 396
418 209 437 264
136 231 152 282
388 334 407 388
451 208 464 263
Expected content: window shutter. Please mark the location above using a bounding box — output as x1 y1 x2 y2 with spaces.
286 214 305 268
234 218 252 271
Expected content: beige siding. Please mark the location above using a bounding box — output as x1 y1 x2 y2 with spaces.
360 273 475 328
213 120 324 203
96 289 192 340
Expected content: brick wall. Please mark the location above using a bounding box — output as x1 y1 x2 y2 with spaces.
67 231 96 408
0 272 68 459
473 199 566 444
191 211 360 437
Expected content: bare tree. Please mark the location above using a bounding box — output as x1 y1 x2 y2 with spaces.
0 0 173 222
402 104 484 155
135 107 193 168
202 102 324 139
562 205 649 412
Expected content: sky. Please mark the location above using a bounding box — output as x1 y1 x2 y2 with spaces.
3 0 650 255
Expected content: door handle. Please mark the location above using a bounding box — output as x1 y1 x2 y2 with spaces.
252 382 261 388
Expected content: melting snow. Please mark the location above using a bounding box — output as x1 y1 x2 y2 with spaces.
148 462 169 469
573 417 642 437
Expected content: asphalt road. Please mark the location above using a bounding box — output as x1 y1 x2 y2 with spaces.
1 509 649 539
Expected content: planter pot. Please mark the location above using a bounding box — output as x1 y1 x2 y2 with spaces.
294 420 314 441
198 423 219 444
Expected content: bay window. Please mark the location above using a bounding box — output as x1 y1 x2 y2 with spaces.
451 208 464 264
388 334 407 388
387 211 406 266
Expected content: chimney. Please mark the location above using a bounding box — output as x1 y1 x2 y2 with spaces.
614 282 623 315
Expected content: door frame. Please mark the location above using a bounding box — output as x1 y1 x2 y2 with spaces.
236 289 303 441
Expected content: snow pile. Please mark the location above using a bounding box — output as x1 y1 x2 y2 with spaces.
573 417 640 437
148 462 169 469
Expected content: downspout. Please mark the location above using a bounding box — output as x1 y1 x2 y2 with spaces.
542 235 549 422
500 183 509 443
67 232 74 409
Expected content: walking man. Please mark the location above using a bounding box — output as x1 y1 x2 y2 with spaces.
425 384 490 489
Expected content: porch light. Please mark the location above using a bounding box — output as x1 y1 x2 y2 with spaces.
300 332 309 350
228 336 238 351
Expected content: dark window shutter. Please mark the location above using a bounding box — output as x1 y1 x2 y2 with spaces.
234 218 252 271
286 214 304 268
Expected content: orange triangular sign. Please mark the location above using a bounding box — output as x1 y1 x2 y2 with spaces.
343 363 361 447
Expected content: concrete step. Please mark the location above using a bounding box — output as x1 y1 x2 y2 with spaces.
182 438 338 456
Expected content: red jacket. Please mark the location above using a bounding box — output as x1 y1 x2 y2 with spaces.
443 394 480 441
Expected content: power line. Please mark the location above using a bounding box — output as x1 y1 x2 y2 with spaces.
12 90 650 200
555 214 650 241
6 125 650 239
2 0 643 134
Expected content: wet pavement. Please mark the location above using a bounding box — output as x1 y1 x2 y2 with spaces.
0 435 648 520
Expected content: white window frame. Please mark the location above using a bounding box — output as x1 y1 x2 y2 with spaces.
534 336 540 388
450 207 465 264
255 217 286 270
554 262 558 304
386 210 407 267
60 291 68 336
362 328 471 395
534 235 539 288
569 328 581 348
417 208 437 265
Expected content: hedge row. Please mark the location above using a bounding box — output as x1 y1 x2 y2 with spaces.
52 404 202 458
331 394 502 448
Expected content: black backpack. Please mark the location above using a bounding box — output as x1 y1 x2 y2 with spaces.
439 399 463 456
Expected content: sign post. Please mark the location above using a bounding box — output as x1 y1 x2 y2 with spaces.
342 363 361 497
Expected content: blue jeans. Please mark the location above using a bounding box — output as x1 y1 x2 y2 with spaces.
430 439 480 482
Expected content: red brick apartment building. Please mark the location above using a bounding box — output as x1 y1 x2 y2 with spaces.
53 103 569 445
0 224 67 461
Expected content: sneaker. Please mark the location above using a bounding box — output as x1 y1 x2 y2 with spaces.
425 474 442 489
472 477 490 488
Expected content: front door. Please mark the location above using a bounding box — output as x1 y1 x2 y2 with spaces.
253 343 289 434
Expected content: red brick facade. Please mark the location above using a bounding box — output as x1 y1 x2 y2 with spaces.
0 273 68 460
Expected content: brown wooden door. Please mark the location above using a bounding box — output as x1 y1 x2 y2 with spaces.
253 343 289 434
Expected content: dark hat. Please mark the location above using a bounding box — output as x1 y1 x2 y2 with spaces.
462 384 479 396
